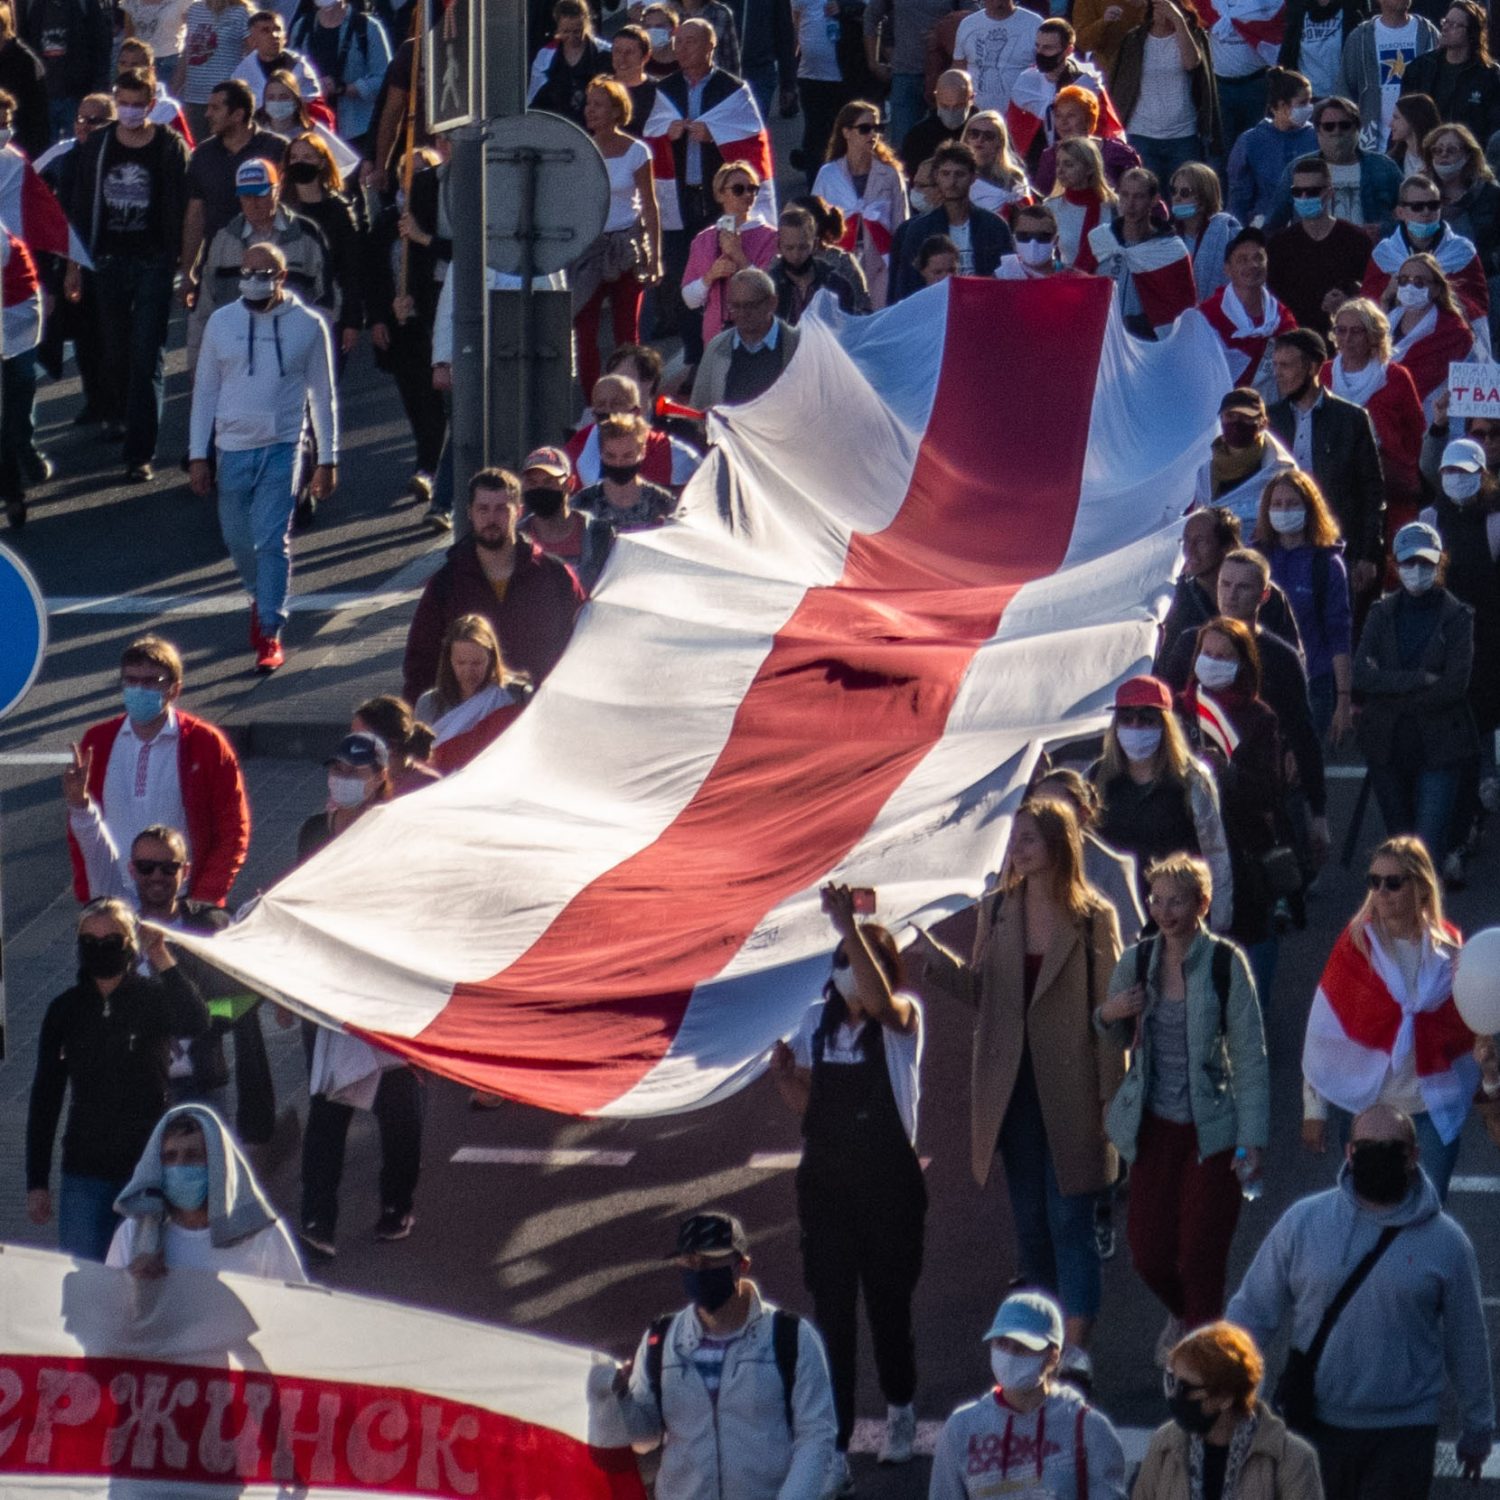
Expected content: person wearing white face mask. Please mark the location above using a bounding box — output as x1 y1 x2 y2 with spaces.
1418 439 1500 878
1089 676 1234 933
295 732 424 1261
995 201 1082 278
1363 174 1489 332
929 1290 1126 1499
1354 521 1479 868
230 9 322 110
63 68 191 487
1381 250 1477 418
770 885 925 1480
1224 67 1315 227
898 69 976 179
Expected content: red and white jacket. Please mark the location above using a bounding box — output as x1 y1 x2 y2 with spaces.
67 711 251 907
1087 222 1198 333
1 227 40 357
1303 923 1479 1145
1361 224 1489 331
1006 59 1125 161
1195 283 1296 397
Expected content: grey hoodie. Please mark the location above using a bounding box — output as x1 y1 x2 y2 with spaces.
1226 1164 1494 1448
114 1103 284 1255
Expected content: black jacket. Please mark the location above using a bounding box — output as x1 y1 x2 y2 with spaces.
1155 572 1303 672
0 35 48 160
1354 587 1478 766
26 965 208 1189
1163 621 1327 815
1445 176 1500 277
725 0 797 90
1402 50 1500 148
900 104 975 178
887 204 1014 302
769 255 861 322
1277 0 1365 73
529 34 611 124
1267 391 1385 567
655 68 747 210
69 121 192 262
21 0 111 99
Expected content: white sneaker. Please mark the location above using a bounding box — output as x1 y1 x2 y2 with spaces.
1155 1313 1185 1368
879 1404 916 1464
826 1450 856 1497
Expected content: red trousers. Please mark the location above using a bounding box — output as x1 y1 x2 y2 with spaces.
1127 1112 1242 1329
574 276 645 397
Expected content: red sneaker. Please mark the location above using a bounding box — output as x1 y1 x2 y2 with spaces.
249 605 263 649
255 635 285 673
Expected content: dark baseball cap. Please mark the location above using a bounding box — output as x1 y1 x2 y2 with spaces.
668 1211 748 1260
325 732 389 770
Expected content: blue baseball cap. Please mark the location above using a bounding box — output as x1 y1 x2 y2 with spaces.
235 158 279 197
981 1290 1064 1350
1393 521 1442 564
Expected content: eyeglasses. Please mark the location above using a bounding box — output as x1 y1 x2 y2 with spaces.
132 858 183 876
1114 708 1161 727
850 121 881 134
1318 118 1357 132
1013 231 1055 243
1367 873 1410 892
723 182 756 197
77 113 110 126
1401 199 1442 214
1290 186 1325 199
1162 1371 1207 1398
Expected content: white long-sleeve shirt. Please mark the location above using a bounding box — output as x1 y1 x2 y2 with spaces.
189 291 338 461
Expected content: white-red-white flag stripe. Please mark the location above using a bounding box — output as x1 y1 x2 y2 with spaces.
172 279 1232 1118
0 148 91 266
642 85 775 230
1088 227 1198 334
0 1244 645 1497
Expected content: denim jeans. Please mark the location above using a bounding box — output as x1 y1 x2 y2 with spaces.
1214 72 1268 167
1126 132 1204 187
1369 763 1460 863
997 1053 1102 1321
0 349 37 503
216 442 299 632
58 1172 127 1262
1308 672 1336 739
98 255 175 468
47 95 79 145
886 72 927 154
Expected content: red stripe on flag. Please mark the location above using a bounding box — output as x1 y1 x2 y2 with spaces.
366 278 1113 1113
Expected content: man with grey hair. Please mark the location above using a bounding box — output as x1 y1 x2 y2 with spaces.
691 267 802 409
1227 1102 1494 1496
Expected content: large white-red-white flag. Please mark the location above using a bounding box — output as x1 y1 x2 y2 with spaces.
0 146 91 266
0 1243 644 1497
175 278 1231 1118
641 85 775 231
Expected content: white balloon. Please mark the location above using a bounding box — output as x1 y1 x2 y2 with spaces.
1453 927 1500 1036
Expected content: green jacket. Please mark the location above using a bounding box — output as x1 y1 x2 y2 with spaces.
1098 929 1269 1163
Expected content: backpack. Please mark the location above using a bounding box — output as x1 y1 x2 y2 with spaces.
644 1308 801 1428
1135 935 1234 1036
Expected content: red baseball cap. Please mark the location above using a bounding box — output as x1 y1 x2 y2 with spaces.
1113 676 1172 712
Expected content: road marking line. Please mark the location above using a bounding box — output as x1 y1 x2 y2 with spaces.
451 1146 635 1167
849 1424 1500 1478
1450 1175 1500 1194
747 1152 933 1171
1325 766 1366 780
47 591 421 617
0 753 73 766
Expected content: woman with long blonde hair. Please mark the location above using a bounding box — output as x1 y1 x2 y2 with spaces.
916 796 1125 1359
1301 835 1477 1198
415 615 532 774
961 110 1031 215
1048 136 1116 268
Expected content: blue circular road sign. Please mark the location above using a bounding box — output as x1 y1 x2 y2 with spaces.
0 543 46 720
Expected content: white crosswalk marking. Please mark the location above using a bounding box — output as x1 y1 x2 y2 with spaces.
450 1146 635 1167
1449 1176 1500 1194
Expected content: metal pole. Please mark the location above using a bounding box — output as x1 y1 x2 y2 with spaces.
517 148 539 465
450 0 526 542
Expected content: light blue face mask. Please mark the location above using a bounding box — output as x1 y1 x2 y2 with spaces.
1292 195 1324 219
1171 201 1197 221
162 1162 209 1212
121 685 165 723
1406 217 1441 240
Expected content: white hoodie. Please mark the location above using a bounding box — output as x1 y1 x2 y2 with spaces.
189 288 338 462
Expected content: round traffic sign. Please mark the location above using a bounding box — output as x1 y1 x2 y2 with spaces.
483 112 611 278
0 543 45 719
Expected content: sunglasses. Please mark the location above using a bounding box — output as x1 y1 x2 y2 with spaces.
850 121 881 134
1114 707 1161 727
1290 186 1325 199
132 858 183 876
1318 118 1357 132
1367 873 1409 892
966 129 1000 141
1162 1371 1207 1398
723 182 756 197
1013 231 1055 243
1401 200 1442 213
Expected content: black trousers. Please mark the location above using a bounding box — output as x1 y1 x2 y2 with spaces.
300 1065 424 1233
387 320 447 475
798 78 852 183
797 1148 926 1449
1311 1421 1439 1500
230 1008 276 1145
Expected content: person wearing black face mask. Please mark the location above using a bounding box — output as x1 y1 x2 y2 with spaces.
1137 1321 1322 1499
575 414 678 591
25 898 208 1263
280 132 364 368
516 444 589 573
1228 1102 1495 1494
613 1210 837 1500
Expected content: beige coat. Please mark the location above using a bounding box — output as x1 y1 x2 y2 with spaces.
1132 1405 1325 1500
926 889 1124 1194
